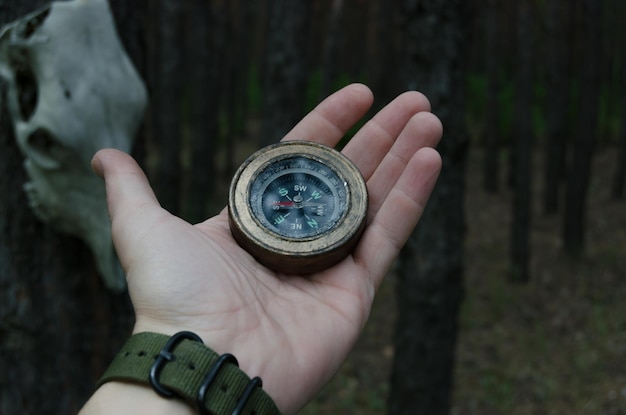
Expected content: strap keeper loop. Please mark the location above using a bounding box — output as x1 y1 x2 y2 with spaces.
197 353 239 415
232 377 263 415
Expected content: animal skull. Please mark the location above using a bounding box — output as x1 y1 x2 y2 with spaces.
0 0 148 291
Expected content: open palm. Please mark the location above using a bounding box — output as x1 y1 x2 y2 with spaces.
92 84 442 414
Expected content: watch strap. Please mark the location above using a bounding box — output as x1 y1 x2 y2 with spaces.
97 332 281 415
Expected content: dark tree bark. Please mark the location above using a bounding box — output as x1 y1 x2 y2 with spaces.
223 0 256 180
482 0 501 193
388 2 468 414
563 0 602 258
259 0 311 146
108 0 150 164
318 0 344 100
542 0 571 214
150 0 185 215
510 0 534 283
0 2 136 413
368 0 404 108
184 0 220 222
613 107 626 200
611 2 626 200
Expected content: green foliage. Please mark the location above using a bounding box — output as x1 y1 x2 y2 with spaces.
497 79 515 139
247 64 263 115
598 85 624 143
465 72 487 125
531 80 547 139
465 71 518 144
305 69 324 112
300 373 389 415
303 68 369 149
479 372 514 411
465 67 626 148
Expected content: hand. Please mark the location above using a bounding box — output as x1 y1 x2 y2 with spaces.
89 84 442 414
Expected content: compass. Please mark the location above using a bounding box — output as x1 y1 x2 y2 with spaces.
228 141 368 274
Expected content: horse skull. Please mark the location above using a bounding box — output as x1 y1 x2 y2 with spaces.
0 0 148 291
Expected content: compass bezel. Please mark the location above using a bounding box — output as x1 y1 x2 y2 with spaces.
228 141 368 274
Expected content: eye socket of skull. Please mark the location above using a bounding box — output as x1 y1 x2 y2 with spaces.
25 127 66 170
6 6 51 122
12 51 38 121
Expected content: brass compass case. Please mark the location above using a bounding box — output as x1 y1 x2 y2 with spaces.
228 141 368 274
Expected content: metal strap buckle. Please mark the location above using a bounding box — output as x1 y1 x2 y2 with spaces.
149 331 203 397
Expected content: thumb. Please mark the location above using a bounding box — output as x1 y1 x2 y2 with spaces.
92 149 167 273
91 148 161 223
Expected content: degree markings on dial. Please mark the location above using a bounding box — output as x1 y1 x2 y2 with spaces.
304 214 319 229
252 157 345 238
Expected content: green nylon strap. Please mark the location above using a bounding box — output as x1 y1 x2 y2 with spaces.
97 332 281 415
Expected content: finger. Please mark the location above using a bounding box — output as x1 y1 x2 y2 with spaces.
354 147 442 287
366 111 443 219
282 83 374 147
342 90 432 180
91 148 161 224
92 149 171 272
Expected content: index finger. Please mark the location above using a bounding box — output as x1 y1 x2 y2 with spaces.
282 83 374 147
342 91 432 181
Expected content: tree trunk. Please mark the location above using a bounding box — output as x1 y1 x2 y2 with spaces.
224 0 255 180
563 0 602 258
318 0 344 100
0 2 136 413
542 0 571 214
482 0 501 193
613 111 626 200
259 0 311 146
185 0 220 222
611 2 626 200
150 0 185 215
108 0 150 162
367 0 403 109
510 0 534 283
388 2 468 414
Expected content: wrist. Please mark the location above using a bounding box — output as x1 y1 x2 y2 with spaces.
80 382 194 415
91 331 281 415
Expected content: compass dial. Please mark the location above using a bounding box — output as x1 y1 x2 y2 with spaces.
250 157 345 239
228 141 368 274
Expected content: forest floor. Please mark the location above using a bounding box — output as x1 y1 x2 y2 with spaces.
299 145 626 414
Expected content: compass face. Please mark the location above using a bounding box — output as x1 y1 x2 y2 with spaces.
228 141 368 274
249 157 346 239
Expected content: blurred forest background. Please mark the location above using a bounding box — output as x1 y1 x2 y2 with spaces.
1 0 625 414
